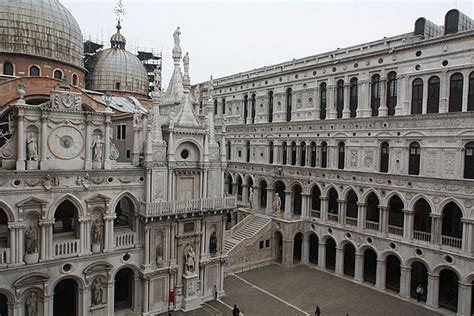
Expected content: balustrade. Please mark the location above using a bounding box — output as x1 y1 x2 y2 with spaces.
53 239 79 258
413 230 431 242
311 210 321 218
345 217 357 226
441 235 462 248
0 248 9 265
114 231 136 249
366 220 379 231
388 225 403 236
328 213 339 222
144 196 236 216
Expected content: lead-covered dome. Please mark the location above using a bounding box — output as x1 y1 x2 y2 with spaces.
87 24 149 97
0 0 84 69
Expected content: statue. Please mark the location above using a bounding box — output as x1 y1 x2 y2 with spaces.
25 226 37 254
92 135 104 162
193 84 201 103
173 26 181 47
155 240 163 265
248 187 255 211
209 232 217 255
91 278 104 306
25 291 38 316
27 133 38 161
169 111 176 129
185 246 195 273
183 52 190 75
273 193 282 216
153 68 162 91
91 219 103 245
208 75 215 97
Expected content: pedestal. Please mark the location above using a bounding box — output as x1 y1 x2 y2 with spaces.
92 161 102 170
92 243 101 253
26 160 39 170
182 273 201 311
24 252 39 264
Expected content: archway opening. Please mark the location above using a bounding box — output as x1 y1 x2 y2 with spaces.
274 231 283 264
327 188 338 222
53 200 79 237
0 293 7 316
363 248 377 284
310 186 321 218
274 181 285 211
247 177 254 207
413 198 432 240
343 243 355 277
259 180 267 209
53 279 78 316
385 255 401 292
114 268 134 311
0 208 9 248
114 196 134 230
366 193 380 230
226 174 233 195
388 196 404 235
325 238 336 271
346 190 358 224
292 184 302 216
236 176 243 201
410 261 428 302
438 269 459 312
309 234 319 265
293 233 303 264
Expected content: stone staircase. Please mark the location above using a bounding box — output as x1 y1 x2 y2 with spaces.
224 213 271 255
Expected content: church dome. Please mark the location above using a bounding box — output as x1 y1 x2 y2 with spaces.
0 0 84 69
87 24 149 97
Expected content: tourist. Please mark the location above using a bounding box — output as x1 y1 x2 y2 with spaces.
232 304 240 316
416 284 424 302
315 305 321 316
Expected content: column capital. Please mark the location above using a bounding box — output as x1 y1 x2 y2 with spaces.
402 209 414 215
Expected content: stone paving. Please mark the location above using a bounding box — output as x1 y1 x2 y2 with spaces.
222 264 441 316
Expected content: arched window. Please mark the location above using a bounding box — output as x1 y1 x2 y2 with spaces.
114 197 135 230
310 142 316 167
320 82 327 120
29 65 40 77
282 142 287 165
441 202 463 248
427 76 440 113
408 142 421 175
72 73 78 86
336 80 344 119
380 142 389 173
300 142 306 166
251 94 256 121
243 95 248 123
338 142 345 169
246 141 250 163
214 99 218 115
387 72 397 116
269 141 274 164
464 142 474 179
286 88 292 122
320 141 328 168
259 180 267 208
411 78 423 114
371 74 380 116
290 141 297 166
268 91 274 122
349 78 358 118
449 73 463 112
468 72 474 111
222 98 226 115
54 69 62 80
3 62 13 76
227 141 231 160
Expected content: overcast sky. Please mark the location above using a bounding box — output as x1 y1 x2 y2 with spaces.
62 0 474 86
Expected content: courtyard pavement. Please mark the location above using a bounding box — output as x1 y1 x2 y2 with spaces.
222 264 441 316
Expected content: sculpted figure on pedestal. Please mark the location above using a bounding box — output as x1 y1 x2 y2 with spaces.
91 219 103 245
248 187 255 211
25 291 38 316
185 246 196 274
273 193 282 216
27 133 38 161
25 226 38 254
92 135 104 162
91 278 104 306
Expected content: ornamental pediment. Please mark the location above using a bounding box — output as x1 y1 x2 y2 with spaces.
41 90 83 112
85 193 111 205
16 196 48 208
13 273 50 289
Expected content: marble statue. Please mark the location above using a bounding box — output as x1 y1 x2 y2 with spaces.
91 278 104 306
183 52 190 75
208 75 215 96
169 111 176 129
155 240 163 265
248 187 255 211
92 135 104 162
91 219 103 245
25 291 38 316
173 27 181 47
25 226 37 254
193 84 201 103
27 133 38 161
209 232 217 255
153 68 162 91
185 246 196 273
273 193 282 216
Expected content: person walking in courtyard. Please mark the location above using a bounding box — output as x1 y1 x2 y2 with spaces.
232 304 240 316
315 305 321 316
416 284 424 302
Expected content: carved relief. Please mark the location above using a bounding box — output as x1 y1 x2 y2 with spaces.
426 152 437 174
350 150 358 167
444 153 455 175
363 151 373 168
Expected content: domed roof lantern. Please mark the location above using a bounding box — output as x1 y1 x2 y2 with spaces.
111 21 126 49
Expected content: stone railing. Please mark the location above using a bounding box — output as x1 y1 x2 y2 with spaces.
388 225 404 236
53 239 80 258
114 231 136 249
366 221 379 231
0 248 9 265
327 213 338 222
311 210 321 218
143 196 237 217
413 230 431 242
441 235 462 248
345 217 358 226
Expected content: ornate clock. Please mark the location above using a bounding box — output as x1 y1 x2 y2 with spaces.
48 126 84 159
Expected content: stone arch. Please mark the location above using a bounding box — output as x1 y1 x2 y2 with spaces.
340 239 358 250
47 194 85 220
361 188 382 203
342 185 361 200
383 191 407 208
175 138 203 158
320 234 338 246
111 263 141 280
437 197 465 217
379 250 404 264
47 275 85 296
307 182 323 196
109 191 140 216
270 178 289 189
0 286 15 306
289 180 305 192
0 200 15 222
408 194 436 211
405 257 432 274
322 184 340 198
432 264 462 279
357 244 379 257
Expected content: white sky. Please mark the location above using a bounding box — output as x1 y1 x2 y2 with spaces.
61 0 474 86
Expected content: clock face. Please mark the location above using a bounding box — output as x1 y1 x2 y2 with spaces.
48 126 84 159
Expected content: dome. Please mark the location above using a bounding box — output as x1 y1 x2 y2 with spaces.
87 26 149 96
0 0 84 69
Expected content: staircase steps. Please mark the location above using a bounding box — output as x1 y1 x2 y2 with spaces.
224 214 271 255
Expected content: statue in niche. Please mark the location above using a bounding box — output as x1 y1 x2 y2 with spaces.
273 193 282 216
185 246 196 274
173 26 181 47
248 187 255 211
91 278 104 306
209 232 217 255
92 135 104 162
25 291 38 316
25 226 37 254
91 219 103 245
155 234 163 266
27 133 38 161
183 52 190 74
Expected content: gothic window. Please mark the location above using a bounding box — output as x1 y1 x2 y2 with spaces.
408 142 421 175
3 62 13 76
387 72 397 116
464 142 474 179
214 99 218 115
320 83 327 120
246 141 250 163
411 78 423 114
251 94 256 121
291 141 297 166
54 69 62 80
72 73 78 86
449 73 463 112
321 141 328 168
371 74 381 116
29 65 40 77
227 141 231 160
243 95 248 123
349 77 358 118
338 142 345 169
380 142 389 173
286 88 292 122
468 72 474 111
310 142 316 167
222 98 226 114
300 142 306 166
268 91 274 122
269 141 274 164
336 80 344 119
282 142 287 165
427 76 440 113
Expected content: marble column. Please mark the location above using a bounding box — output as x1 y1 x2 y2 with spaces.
284 190 292 219
439 70 449 113
84 116 92 169
342 83 351 118
335 247 344 275
301 194 310 219
399 265 411 299
338 200 346 225
375 258 386 290
359 80 371 117
301 236 309 264
430 214 442 245
320 197 328 223
379 206 388 234
144 226 150 267
379 78 388 116
461 219 473 253
357 202 367 230
103 115 111 169
103 215 115 252
318 242 326 269
395 75 405 115
426 273 439 308
354 253 364 282
143 277 150 313
457 282 472 316
16 110 25 170
266 189 274 215
282 238 293 267
327 84 337 119
403 209 414 240
40 113 48 169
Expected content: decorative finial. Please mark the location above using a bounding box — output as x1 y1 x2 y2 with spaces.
114 0 125 28
16 82 26 105
104 91 113 112
60 76 70 90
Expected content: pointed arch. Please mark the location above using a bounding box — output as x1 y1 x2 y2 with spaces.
108 191 140 216
47 194 85 220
